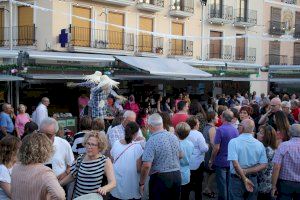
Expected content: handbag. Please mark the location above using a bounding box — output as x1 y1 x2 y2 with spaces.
71 155 84 199
113 143 136 164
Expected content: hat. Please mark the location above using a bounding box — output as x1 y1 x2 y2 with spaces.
84 71 119 88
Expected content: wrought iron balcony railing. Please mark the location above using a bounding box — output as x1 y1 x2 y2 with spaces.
235 47 256 62
208 4 233 22
269 21 286 35
170 0 194 13
138 0 164 7
0 25 36 46
70 26 134 51
208 44 233 60
169 39 193 56
266 54 288 65
281 0 297 4
234 9 257 26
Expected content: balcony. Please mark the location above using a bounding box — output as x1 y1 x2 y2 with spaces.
234 9 257 27
91 0 135 6
207 44 233 60
0 25 36 47
281 0 297 4
137 34 164 54
234 47 256 63
266 54 288 65
70 26 134 52
294 24 300 38
169 0 194 18
269 21 286 35
136 0 164 12
169 39 193 56
207 4 233 24
292 56 300 65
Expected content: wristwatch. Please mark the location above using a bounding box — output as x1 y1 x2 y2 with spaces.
139 182 145 186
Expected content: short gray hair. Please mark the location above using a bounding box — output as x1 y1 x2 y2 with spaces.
281 101 291 108
40 117 59 133
123 110 136 119
41 97 49 103
222 110 233 122
290 124 300 137
2 103 10 111
148 113 163 127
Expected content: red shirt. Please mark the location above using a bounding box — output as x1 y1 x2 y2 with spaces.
171 113 189 128
291 108 300 122
216 116 223 127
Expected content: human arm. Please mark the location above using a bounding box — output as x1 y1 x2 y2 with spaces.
136 157 142 173
208 127 216 147
139 162 151 195
271 163 281 197
243 164 267 175
97 158 116 196
208 144 220 169
59 173 74 187
258 109 271 125
198 133 209 154
157 101 162 113
15 116 21 138
232 160 254 192
57 165 71 181
45 171 66 200
0 182 11 198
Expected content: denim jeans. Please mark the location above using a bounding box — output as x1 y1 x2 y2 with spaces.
228 175 258 200
277 179 300 200
215 167 230 200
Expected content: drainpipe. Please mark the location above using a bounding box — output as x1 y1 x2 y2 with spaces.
9 0 13 51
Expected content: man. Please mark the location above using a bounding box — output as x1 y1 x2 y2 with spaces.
290 100 300 122
228 119 267 200
139 113 181 200
272 124 300 200
107 110 144 147
0 103 14 139
172 100 189 128
32 97 50 128
40 117 74 181
209 110 239 200
236 93 245 105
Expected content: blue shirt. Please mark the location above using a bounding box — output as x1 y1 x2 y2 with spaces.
0 112 14 133
179 139 194 185
228 133 268 174
142 130 180 174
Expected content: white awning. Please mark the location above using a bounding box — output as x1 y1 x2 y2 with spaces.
25 74 84 80
28 51 115 63
0 49 19 59
181 59 262 69
0 75 24 81
270 78 300 83
115 56 212 79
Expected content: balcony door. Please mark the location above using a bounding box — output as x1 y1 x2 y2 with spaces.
139 17 153 52
108 12 124 50
294 43 300 65
237 0 247 22
0 9 3 46
210 31 222 59
18 6 34 45
270 7 282 34
236 34 245 60
269 41 280 65
72 6 91 47
171 22 184 55
295 12 300 36
211 0 222 18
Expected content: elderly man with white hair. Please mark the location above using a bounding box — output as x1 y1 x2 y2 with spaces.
228 119 267 200
32 97 50 128
271 124 300 200
107 110 144 147
139 113 181 200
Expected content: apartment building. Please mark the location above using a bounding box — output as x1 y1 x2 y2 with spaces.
264 0 300 93
0 0 268 105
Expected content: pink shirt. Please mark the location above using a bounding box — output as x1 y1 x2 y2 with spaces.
78 96 89 114
171 113 189 128
15 113 30 137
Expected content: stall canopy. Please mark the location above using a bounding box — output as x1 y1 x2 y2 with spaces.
28 51 115 63
0 75 24 81
115 56 212 79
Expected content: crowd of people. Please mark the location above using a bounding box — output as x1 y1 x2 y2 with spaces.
0 90 300 200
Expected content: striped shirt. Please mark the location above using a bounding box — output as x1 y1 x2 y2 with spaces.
71 155 107 198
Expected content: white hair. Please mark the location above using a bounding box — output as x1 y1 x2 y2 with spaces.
148 113 163 127
123 110 136 119
290 124 300 137
281 101 291 108
40 117 59 133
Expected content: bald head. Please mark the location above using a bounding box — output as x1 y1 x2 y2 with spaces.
239 119 255 134
290 124 300 138
270 97 281 113
222 110 234 123
41 97 50 107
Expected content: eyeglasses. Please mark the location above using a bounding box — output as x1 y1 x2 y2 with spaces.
86 142 98 147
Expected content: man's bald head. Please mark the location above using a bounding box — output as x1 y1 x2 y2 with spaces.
239 119 255 134
270 97 281 113
221 110 234 123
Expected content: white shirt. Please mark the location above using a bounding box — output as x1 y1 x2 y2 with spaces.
187 130 209 170
0 164 12 200
237 96 245 104
32 103 48 128
110 140 143 200
48 136 74 176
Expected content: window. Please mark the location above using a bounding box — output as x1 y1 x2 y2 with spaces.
236 34 245 60
139 17 153 52
18 6 34 45
210 31 222 59
72 6 91 47
171 22 184 55
108 12 124 50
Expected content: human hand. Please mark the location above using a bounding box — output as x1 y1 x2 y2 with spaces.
97 186 108 196
271 187 277 198
139 185 145 195
243 178 254 192
57 171 68 181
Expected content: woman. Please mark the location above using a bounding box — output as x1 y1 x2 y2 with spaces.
15 104 30 138
110 122 143 200
124 95 140 115
202 111 218 198
257 125 277 200
11 133 65 199
21 121 38 139
0 136 21 200
175 122 194 200
274 110 290 144
60 131 116 198
159 112 175 133
162 97 173 114
156 94 163 113
230 107 240 129
239 105 253 121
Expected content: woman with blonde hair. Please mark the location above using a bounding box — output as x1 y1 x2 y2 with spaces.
0 136 21 199
60 131 116 198
15 104 30 138
11 133 65 199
